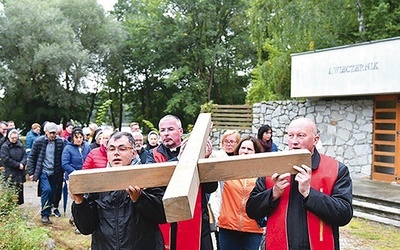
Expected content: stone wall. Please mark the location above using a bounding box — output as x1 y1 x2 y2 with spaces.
210 99 374 178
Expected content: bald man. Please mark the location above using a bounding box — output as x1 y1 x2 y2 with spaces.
246 117 353 250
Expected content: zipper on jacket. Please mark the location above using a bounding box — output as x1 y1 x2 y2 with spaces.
238 179 247 231
116 192 120 248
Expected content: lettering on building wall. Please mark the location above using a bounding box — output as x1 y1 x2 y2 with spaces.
328 62 379 75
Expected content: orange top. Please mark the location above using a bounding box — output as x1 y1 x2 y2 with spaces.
218 178 264 234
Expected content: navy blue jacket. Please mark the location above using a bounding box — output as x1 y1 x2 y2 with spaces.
62 141 91 180
27 135 64 181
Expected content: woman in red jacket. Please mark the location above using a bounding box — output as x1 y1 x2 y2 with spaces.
82 129 112 169
218 136 264 250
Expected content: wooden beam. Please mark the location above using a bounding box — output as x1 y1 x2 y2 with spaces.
69 149 310 193
198 149 309 182
162 113 212 222
68 161 177 194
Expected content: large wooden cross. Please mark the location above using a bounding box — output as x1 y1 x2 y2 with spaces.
69 113 310 223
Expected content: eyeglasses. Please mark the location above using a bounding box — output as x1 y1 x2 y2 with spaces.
223 140 237 145
107 146 133 153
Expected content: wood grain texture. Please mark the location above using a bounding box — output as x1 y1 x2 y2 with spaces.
198 149 310 182
162 113 212 222
69 149 310 194
69 161 177 194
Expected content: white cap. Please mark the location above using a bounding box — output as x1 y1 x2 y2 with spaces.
45 122 58 133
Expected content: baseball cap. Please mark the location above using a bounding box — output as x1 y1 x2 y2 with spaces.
45 122 58 133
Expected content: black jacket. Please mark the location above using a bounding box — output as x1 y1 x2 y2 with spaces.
246 150 353 250
137 147 149 164
1 139 27 183
72 188 167 250
27 135 64 181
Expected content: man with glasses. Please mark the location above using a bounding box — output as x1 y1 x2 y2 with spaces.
131 131 149 164
71 131 167 249
28 122 65 224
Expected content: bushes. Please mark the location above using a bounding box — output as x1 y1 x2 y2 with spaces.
0 173 49 249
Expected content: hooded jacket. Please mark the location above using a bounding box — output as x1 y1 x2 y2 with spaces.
62 141 91 179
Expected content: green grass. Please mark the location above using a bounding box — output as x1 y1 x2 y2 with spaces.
343 217 400 249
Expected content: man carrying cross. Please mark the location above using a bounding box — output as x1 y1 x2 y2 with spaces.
147 115 217 250
69 113 312 250
70 131 167 249
246 117 353 250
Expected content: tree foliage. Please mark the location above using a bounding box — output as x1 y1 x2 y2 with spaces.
246 0 360 103
0 0 399 132
113 0 255 130
358 0 400 41
0 0 122 131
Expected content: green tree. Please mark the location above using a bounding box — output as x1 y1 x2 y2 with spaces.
357 0 400 41
246 0 359 103
0 0 122 131
113 0 255 129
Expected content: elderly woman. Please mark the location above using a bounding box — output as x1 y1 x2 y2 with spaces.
220 130 241 156
83 128 113 169
62 127 91 225
209 129 241 249
1 129 27 205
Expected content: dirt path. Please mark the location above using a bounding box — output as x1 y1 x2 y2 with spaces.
21 180 72 216
20 181 91 250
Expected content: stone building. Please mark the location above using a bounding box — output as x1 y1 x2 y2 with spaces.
211 37 400 183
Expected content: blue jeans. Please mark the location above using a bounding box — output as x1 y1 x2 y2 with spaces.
40 172 56 216
219 228 262 250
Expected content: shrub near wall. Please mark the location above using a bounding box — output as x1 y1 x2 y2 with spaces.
210 99 373 178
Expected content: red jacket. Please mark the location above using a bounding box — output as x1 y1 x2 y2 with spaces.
82 145 108 169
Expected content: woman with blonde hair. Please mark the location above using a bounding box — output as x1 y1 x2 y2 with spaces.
209 129 241 249
220 130 240 156
25 123 41 157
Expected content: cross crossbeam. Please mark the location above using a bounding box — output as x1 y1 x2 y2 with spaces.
69 113 311 222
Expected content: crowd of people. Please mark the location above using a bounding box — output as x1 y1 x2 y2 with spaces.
0 116 353 250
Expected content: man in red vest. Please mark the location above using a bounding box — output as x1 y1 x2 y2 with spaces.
246 117 353 250
147 114 217 250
